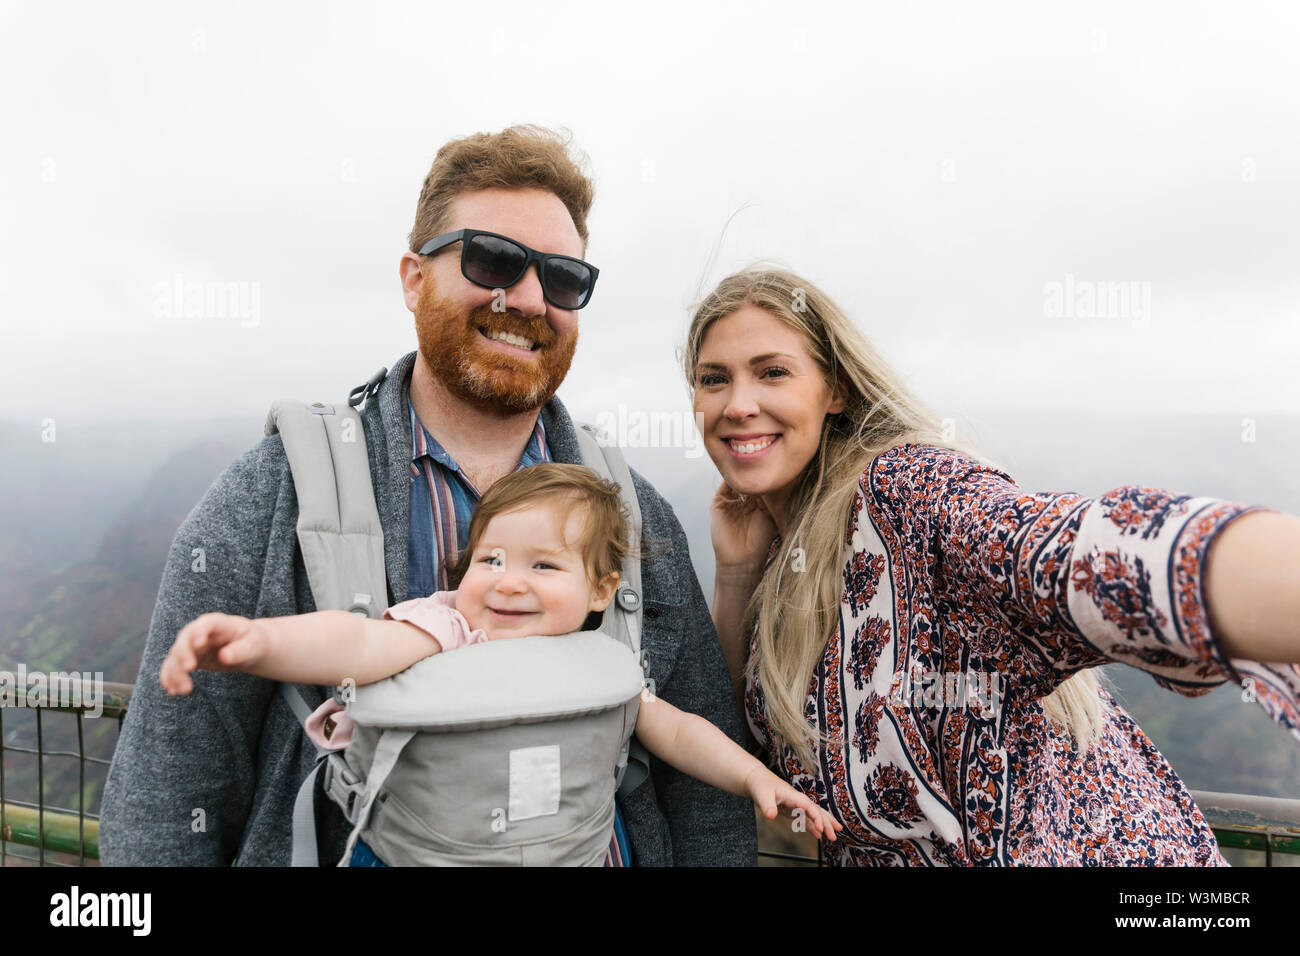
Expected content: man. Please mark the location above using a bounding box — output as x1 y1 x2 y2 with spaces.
99 125 757 866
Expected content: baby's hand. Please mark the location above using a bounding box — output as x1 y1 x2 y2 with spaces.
743 766 843 842
160 612 267 695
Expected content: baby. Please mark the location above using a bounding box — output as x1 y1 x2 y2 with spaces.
161 462 840 864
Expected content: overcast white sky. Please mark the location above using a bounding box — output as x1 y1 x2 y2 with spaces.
3 0 1298 432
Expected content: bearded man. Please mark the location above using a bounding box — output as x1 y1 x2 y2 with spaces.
99 126 757 866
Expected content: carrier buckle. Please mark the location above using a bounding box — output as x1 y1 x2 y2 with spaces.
322 753 368 826
348 366 388 409
616 587 640 613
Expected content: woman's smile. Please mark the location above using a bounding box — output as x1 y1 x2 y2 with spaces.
724 433 781 460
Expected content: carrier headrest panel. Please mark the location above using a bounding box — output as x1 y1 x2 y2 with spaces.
346 630 645 732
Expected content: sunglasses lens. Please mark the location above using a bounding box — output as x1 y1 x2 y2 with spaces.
464 235 527 288
543 258 594 309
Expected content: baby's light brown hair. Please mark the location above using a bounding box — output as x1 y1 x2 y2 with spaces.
448 463 635 595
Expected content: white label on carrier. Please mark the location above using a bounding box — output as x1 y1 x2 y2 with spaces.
508 745 561 821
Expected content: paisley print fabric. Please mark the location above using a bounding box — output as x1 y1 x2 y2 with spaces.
744 444 1300 866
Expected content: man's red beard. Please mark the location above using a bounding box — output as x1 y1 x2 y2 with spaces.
413 280 578 416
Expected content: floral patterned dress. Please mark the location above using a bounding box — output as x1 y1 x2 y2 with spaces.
744 444 1300 865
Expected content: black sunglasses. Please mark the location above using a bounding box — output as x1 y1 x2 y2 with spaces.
417 229 599 310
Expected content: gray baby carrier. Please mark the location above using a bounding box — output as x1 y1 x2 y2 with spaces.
266 367 652 866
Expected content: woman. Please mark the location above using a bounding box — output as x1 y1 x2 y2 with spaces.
687 267 1300 866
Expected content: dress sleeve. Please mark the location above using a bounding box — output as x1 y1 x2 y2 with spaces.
383 590 488 652
871 445 1300 743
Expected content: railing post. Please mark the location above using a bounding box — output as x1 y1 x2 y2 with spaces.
1 704 6 868
35 708 44 867
76 709 86 866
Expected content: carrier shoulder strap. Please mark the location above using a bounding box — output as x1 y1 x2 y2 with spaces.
573 424 652 797
263 396 389 620
572 424 643 662
264 379 390 867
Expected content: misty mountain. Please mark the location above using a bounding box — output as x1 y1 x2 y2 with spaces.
0 438 253 682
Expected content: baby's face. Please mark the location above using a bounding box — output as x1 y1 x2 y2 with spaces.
455 501 617 642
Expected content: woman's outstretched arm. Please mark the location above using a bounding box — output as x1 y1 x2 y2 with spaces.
865 445 1300 742
1205 510 1300 662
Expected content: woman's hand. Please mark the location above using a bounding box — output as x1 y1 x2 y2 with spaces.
708 481 777 705
160 612 269 696
743 765 843 842
709 480 778 573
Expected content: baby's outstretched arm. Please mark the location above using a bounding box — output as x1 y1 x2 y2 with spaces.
633 691 842 842
160 610 443 695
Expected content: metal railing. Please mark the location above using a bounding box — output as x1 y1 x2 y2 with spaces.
0 681 130 866
1188 791 1300 865
755 787 1300 866
3 682 1297 866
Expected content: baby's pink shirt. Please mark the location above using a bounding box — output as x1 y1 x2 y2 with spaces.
303 591 487 750
383 589 489 653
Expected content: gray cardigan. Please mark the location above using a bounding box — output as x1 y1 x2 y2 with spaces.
99 350 757 866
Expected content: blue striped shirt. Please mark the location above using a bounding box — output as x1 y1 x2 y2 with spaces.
405 396 632 866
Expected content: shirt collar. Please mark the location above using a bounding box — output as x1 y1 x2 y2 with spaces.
407 395 548 474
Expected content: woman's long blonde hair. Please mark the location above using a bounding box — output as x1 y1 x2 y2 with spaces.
682 267 1105 772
